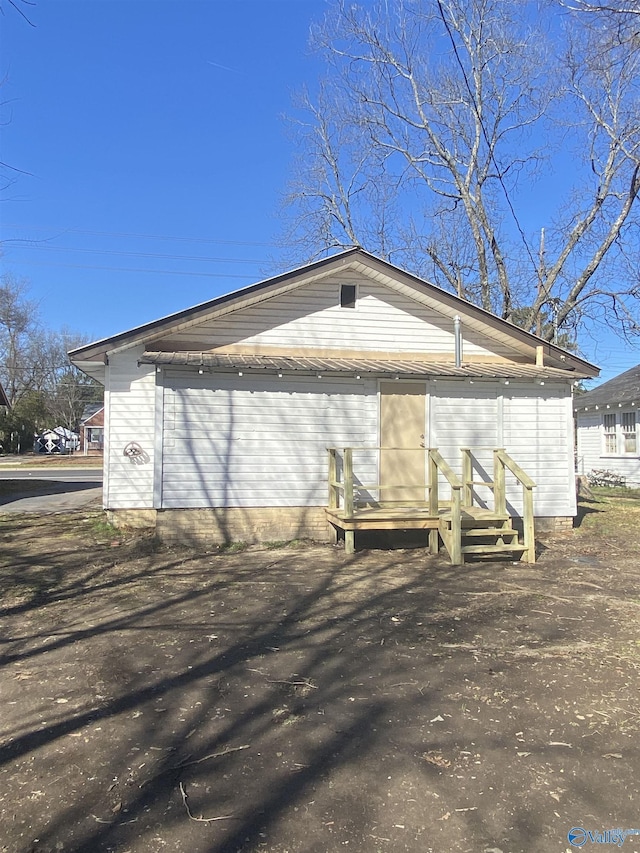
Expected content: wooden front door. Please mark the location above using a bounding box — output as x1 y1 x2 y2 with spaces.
379 382 427 504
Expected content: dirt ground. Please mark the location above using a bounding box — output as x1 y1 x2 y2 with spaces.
0 493 639 853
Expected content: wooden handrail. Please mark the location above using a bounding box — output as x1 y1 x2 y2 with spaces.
328 447 439 512
495 449 536 489
331 482 434 493
428 449 462 490
328 448 339 509
462 448 472 506
494 448 536 563
429 449 462 564
344 447 354 517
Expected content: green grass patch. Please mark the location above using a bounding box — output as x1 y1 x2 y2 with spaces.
3 458 103 469
264 539 308 550
218 541 249 553
88 518 119 539
591 485 640 501
577 486 640 538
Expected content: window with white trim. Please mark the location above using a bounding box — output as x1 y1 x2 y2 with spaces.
603 413 617 453
622 411 637 454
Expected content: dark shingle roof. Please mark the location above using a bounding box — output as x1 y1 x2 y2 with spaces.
80 403 104 423
574 364 640 410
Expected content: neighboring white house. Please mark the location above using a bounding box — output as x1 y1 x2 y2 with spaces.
69 249 598 550
575 365 640 487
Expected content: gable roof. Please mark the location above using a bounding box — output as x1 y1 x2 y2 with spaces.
70 248 598 378
574 364 640 411
0 381 8 408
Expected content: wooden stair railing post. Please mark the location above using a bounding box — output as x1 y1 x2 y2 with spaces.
429 449 463 564
343 447 355 555
461 448 473 507
450 484 463 565
523 484 536 563
428 449 439 555
328 448 338 510
495 449 537 564
327 448 339 546
494 449 507 516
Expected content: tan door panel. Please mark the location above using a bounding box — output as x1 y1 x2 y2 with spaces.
380 382 426 504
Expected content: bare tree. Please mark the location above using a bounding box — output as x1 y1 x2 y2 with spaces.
40 329 102 431
560 1 640 15
0 0 36 27
0 274 101 430
285 0 640 343
0 273 41 406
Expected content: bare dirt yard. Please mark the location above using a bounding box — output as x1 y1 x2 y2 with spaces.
0 493 639 853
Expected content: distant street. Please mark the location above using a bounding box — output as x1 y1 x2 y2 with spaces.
0 467 103 512
0 468 103 484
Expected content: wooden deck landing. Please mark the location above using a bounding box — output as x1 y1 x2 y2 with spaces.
325 504 520 561
325 503 441 531
325 504 509 533
326 504 509 530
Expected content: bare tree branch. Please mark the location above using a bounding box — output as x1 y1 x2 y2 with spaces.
284 0 640 345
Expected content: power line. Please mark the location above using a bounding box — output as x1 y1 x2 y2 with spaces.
4 243 265 265
1 222 276 248
1 259 257 278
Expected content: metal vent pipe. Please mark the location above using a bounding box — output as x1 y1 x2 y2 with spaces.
454 315 463 367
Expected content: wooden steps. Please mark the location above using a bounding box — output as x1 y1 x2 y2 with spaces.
439 509 528 562
461 543 528 556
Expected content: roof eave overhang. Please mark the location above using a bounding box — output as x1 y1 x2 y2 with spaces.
574 396 640 412
141 351 582 383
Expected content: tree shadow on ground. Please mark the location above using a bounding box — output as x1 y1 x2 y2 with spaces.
0 511 638 853
574 498 606 528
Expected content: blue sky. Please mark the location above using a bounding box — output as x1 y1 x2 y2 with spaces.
1 0 637 386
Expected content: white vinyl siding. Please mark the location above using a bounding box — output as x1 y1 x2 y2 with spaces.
575 412 601 474
429 381 499 508
428 380 575 517
160 372 378 508
104 346 156 508
158 274 518 360
102 350 577 518
503 384 575 517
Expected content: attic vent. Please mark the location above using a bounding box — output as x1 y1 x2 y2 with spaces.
340 284 357 309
